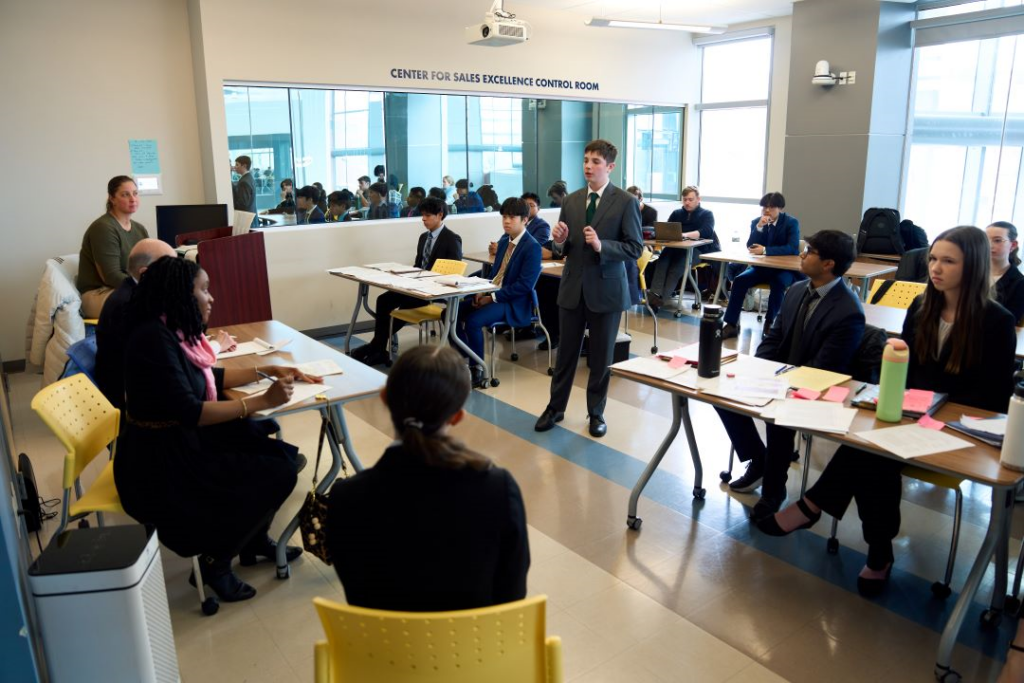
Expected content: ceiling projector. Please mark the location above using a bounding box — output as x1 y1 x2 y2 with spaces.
466 0 529 46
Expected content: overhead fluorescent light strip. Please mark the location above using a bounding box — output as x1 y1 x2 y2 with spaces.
585 17 726 33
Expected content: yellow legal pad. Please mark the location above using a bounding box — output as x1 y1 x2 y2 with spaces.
783 367 851 393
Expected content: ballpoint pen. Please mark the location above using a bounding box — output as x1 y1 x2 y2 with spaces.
854 382 869 396
774 364 794 376
256 370 276 382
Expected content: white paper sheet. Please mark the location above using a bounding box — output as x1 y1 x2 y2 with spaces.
293 359 344 377
217 337 291 359
856 423 975 459
610 356 690 381
773 399 857 434
253 382 329 416
365 262 418 272
232 210 255 236
960 415 1007 437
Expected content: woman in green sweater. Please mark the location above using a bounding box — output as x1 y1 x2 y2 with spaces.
78 175 150 317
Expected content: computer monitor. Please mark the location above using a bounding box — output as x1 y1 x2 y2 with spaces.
155 204 229 246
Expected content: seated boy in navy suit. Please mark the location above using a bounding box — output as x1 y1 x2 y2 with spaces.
456 197 542 386
718 230 865 520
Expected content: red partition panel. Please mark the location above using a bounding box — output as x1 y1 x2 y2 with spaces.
197 232 272 327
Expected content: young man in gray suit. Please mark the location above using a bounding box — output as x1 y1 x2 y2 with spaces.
231 155 258 215
535 140 644 437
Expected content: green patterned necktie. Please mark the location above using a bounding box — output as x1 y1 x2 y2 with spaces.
586 192 598 225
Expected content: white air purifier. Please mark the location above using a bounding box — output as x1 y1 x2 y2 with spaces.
29 525 180 683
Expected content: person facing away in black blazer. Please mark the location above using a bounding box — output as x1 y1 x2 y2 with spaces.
534 140 644 438
719 230 865 520
987 221 1024 324
328 345 530 611
762 226 1018 597
350 197 463 367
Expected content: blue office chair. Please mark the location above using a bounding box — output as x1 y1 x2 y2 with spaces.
61 336 98 383
485 290 554 388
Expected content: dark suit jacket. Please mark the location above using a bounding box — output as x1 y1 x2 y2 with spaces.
455 191 485 214
327 445 529 611
995 266 1024 325
525 216 551 244
300 206 326 224
757 278 865 373
668 205 719 254
95 277 136 408
902 297 1017 412
232 172 257 214
492 232 542 327
552 183 644 313
747 213 800 256
367 203 390 221
415 225 463 270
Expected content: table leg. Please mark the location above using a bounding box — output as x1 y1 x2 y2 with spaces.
329 402 364 473
344 283 368 354
712 261 726 305
934 485 1012 680
679 396 705 497
685 248 701 314
799 433 813 496
445 296 489 379
859 277 870 302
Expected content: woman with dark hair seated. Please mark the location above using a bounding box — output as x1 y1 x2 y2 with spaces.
760 226 1017 596
987 221 1024 324
328 345 530 611
114 256 322 602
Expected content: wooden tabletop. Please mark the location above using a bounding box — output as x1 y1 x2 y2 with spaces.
698 251 897 280
644 239 712 250
216 320 385 412
329 268 498 300
610 360 1021 488
463 251 565 278
863 302 1024 360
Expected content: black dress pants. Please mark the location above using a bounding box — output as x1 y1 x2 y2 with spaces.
547 303 620 418
805 446 903 568
717 409 796 501
367 291 425 351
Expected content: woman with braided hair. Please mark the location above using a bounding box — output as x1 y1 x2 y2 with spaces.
327 344 530 611
114 256 321 602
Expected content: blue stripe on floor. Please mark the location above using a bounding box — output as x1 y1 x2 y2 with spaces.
462 389 1014 660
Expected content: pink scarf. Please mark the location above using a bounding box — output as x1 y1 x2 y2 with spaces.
174 327 218 401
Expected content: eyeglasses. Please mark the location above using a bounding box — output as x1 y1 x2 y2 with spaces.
802 245 819 256
991 237 1012 245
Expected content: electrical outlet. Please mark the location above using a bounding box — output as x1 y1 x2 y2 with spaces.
848 71 856 85
838 71 848 85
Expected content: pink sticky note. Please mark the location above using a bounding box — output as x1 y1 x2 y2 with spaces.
668 356 688 369
822 386 850 403
918 414 945 431
793 388 821 400
903 389 934 413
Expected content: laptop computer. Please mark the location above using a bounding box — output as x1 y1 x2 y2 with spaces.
653 221 685 242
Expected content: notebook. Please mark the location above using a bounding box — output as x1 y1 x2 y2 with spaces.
850 385 947 419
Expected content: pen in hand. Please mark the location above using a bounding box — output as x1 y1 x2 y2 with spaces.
256 370 276 382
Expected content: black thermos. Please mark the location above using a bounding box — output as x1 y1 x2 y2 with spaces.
698 305 724 378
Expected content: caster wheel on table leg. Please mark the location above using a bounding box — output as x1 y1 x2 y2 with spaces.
627 517 642 531
931 582 952 599
511 353 519 361
934 665 962 683
201 598 220 616
276 565 290 580
651 346 658 354
1005 596 1021 616
490 378 500 387
693 487 706 500
719 470 732 483
757 314 763 323
78 519 90 529
674 311 683 319
826 537 839 555
692 302 701 311
384 359 393 368
547 367 554 376
980 609 1002 628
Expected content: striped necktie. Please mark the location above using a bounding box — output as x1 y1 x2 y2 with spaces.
422 232 435 266
492 242 516 287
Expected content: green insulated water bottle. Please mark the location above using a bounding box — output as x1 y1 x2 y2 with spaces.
876 338 909 423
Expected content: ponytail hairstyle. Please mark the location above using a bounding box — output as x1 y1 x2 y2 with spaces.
385 345 490 471
914 226 990 374
990 220 1021 267
106 175 135 212
129 256 206 343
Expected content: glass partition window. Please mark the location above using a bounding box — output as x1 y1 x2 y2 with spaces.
903 32 1024 236
625 106 683 200
224 85 294 212
332 91 385 191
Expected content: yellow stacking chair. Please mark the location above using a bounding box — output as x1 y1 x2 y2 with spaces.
867 279 926 308
313 595 563 683
388 259 468 362
627 246 659 354
32 374 122 535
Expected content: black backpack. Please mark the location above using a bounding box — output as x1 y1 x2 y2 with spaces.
857 208 904 255
899 219 929 251
849 324 888 384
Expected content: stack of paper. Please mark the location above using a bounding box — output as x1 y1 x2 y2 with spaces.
782 367 851 393
657 342 738 366
217 337 291 359
772 399 857 433
698 375 788 407
857 423 974 459
947 415 1006 446
294 359 345 377
611 356 691 381
365 262 420 274
433 275 493 290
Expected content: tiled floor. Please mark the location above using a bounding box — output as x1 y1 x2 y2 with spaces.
10 297 1018 682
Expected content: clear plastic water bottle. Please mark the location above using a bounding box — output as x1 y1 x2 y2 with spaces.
1000 381 1024 471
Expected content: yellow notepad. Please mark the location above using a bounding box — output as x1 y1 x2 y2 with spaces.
783 367 851 393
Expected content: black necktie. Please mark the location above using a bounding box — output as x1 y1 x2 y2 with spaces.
586 192 598 225
787 289 820 365
422 232 435 266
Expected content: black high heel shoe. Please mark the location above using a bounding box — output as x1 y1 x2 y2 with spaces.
238 536 303 567
857 562 892 597
189 555 256 602
757 498 821 537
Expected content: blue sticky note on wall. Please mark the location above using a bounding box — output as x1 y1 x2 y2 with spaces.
128 139 160 175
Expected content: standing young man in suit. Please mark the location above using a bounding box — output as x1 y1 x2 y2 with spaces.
456 197 542 386
719 230 865 519
231 155 258 215
535 140 644 437
350 197 462 366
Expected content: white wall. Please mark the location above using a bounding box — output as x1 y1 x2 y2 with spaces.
0 0 205 362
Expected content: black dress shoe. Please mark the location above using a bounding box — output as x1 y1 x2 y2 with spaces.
721 323 739 340
534 408 565 432
361 349 390 367
751 495 784 522
239 536 303 567
470 364 487 389
588 415 607 437
857 563 893 597
648 292 663 314
190 555 256 602
757 498 821 537
728 462 763 493
348 344 370 360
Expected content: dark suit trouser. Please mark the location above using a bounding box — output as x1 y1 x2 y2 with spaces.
717 409 796 501
805 447 902 568
548 301 620 418
536 277 561 344
368 291 424 351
